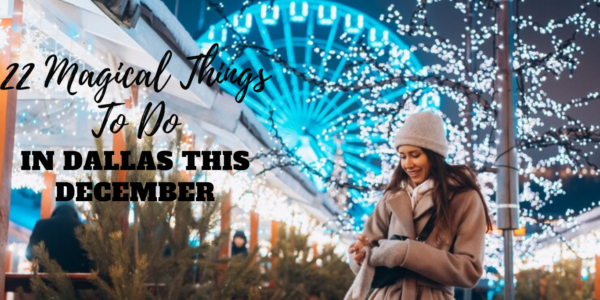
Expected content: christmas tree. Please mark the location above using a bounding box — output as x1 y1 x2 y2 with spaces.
515 259 595 300
265 225 353 300
26 123 352 300
27 124 262 299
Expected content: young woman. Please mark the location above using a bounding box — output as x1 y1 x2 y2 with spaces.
347 111 493 300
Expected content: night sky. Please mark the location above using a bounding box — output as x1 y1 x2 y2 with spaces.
160 0 600 217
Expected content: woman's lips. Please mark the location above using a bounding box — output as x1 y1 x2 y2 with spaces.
406 169 421 177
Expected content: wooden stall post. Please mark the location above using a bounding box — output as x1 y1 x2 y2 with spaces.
0 0 23 296
217 191 232 285
112 126 129 237
595 256 600 300
178 133 195 183
269 220 279 288
4 246 11 273
575 257 582 291
40 171 56 219
249 210 259 259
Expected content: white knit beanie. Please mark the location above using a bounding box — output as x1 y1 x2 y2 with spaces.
393 111 448 157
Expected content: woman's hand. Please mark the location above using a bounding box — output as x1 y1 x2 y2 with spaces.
348 234 370 266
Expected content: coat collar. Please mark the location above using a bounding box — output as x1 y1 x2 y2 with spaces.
384 188 436 239
403 179 435 220
412 190 435 220
399 180 436 220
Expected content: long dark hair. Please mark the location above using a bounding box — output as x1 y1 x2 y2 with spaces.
385 148 493 240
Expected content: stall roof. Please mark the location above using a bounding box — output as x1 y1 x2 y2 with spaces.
537 205 600 246
12 0 341 228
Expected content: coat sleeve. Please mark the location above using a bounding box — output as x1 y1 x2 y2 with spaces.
348 192 391 275
361 192 391 245
349 252 361 275
399 190 487 288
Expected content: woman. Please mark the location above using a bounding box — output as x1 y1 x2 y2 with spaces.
346 111 493 300
231 229 249 257
26 201 92 272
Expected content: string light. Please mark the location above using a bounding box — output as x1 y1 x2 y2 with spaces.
0 25 9 52
204 0 600 277
9 0 599 278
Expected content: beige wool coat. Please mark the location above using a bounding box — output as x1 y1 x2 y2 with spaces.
348 187 487 300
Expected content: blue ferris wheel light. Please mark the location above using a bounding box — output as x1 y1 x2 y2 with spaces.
261 4 280 25
344 14 363 34
233 13 253 34
197 0 425 200
369 28 389 48
317 5 336 25
206 25 227 44
290 2 309 22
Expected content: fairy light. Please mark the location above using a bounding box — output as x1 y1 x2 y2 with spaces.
0 25 9 52
203 0 600 276
8 0 598 279
11 171 45 192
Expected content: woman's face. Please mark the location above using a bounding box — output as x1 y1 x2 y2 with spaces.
398 145 430 185
233 236 246 247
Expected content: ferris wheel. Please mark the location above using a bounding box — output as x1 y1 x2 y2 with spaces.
197 0 436 196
